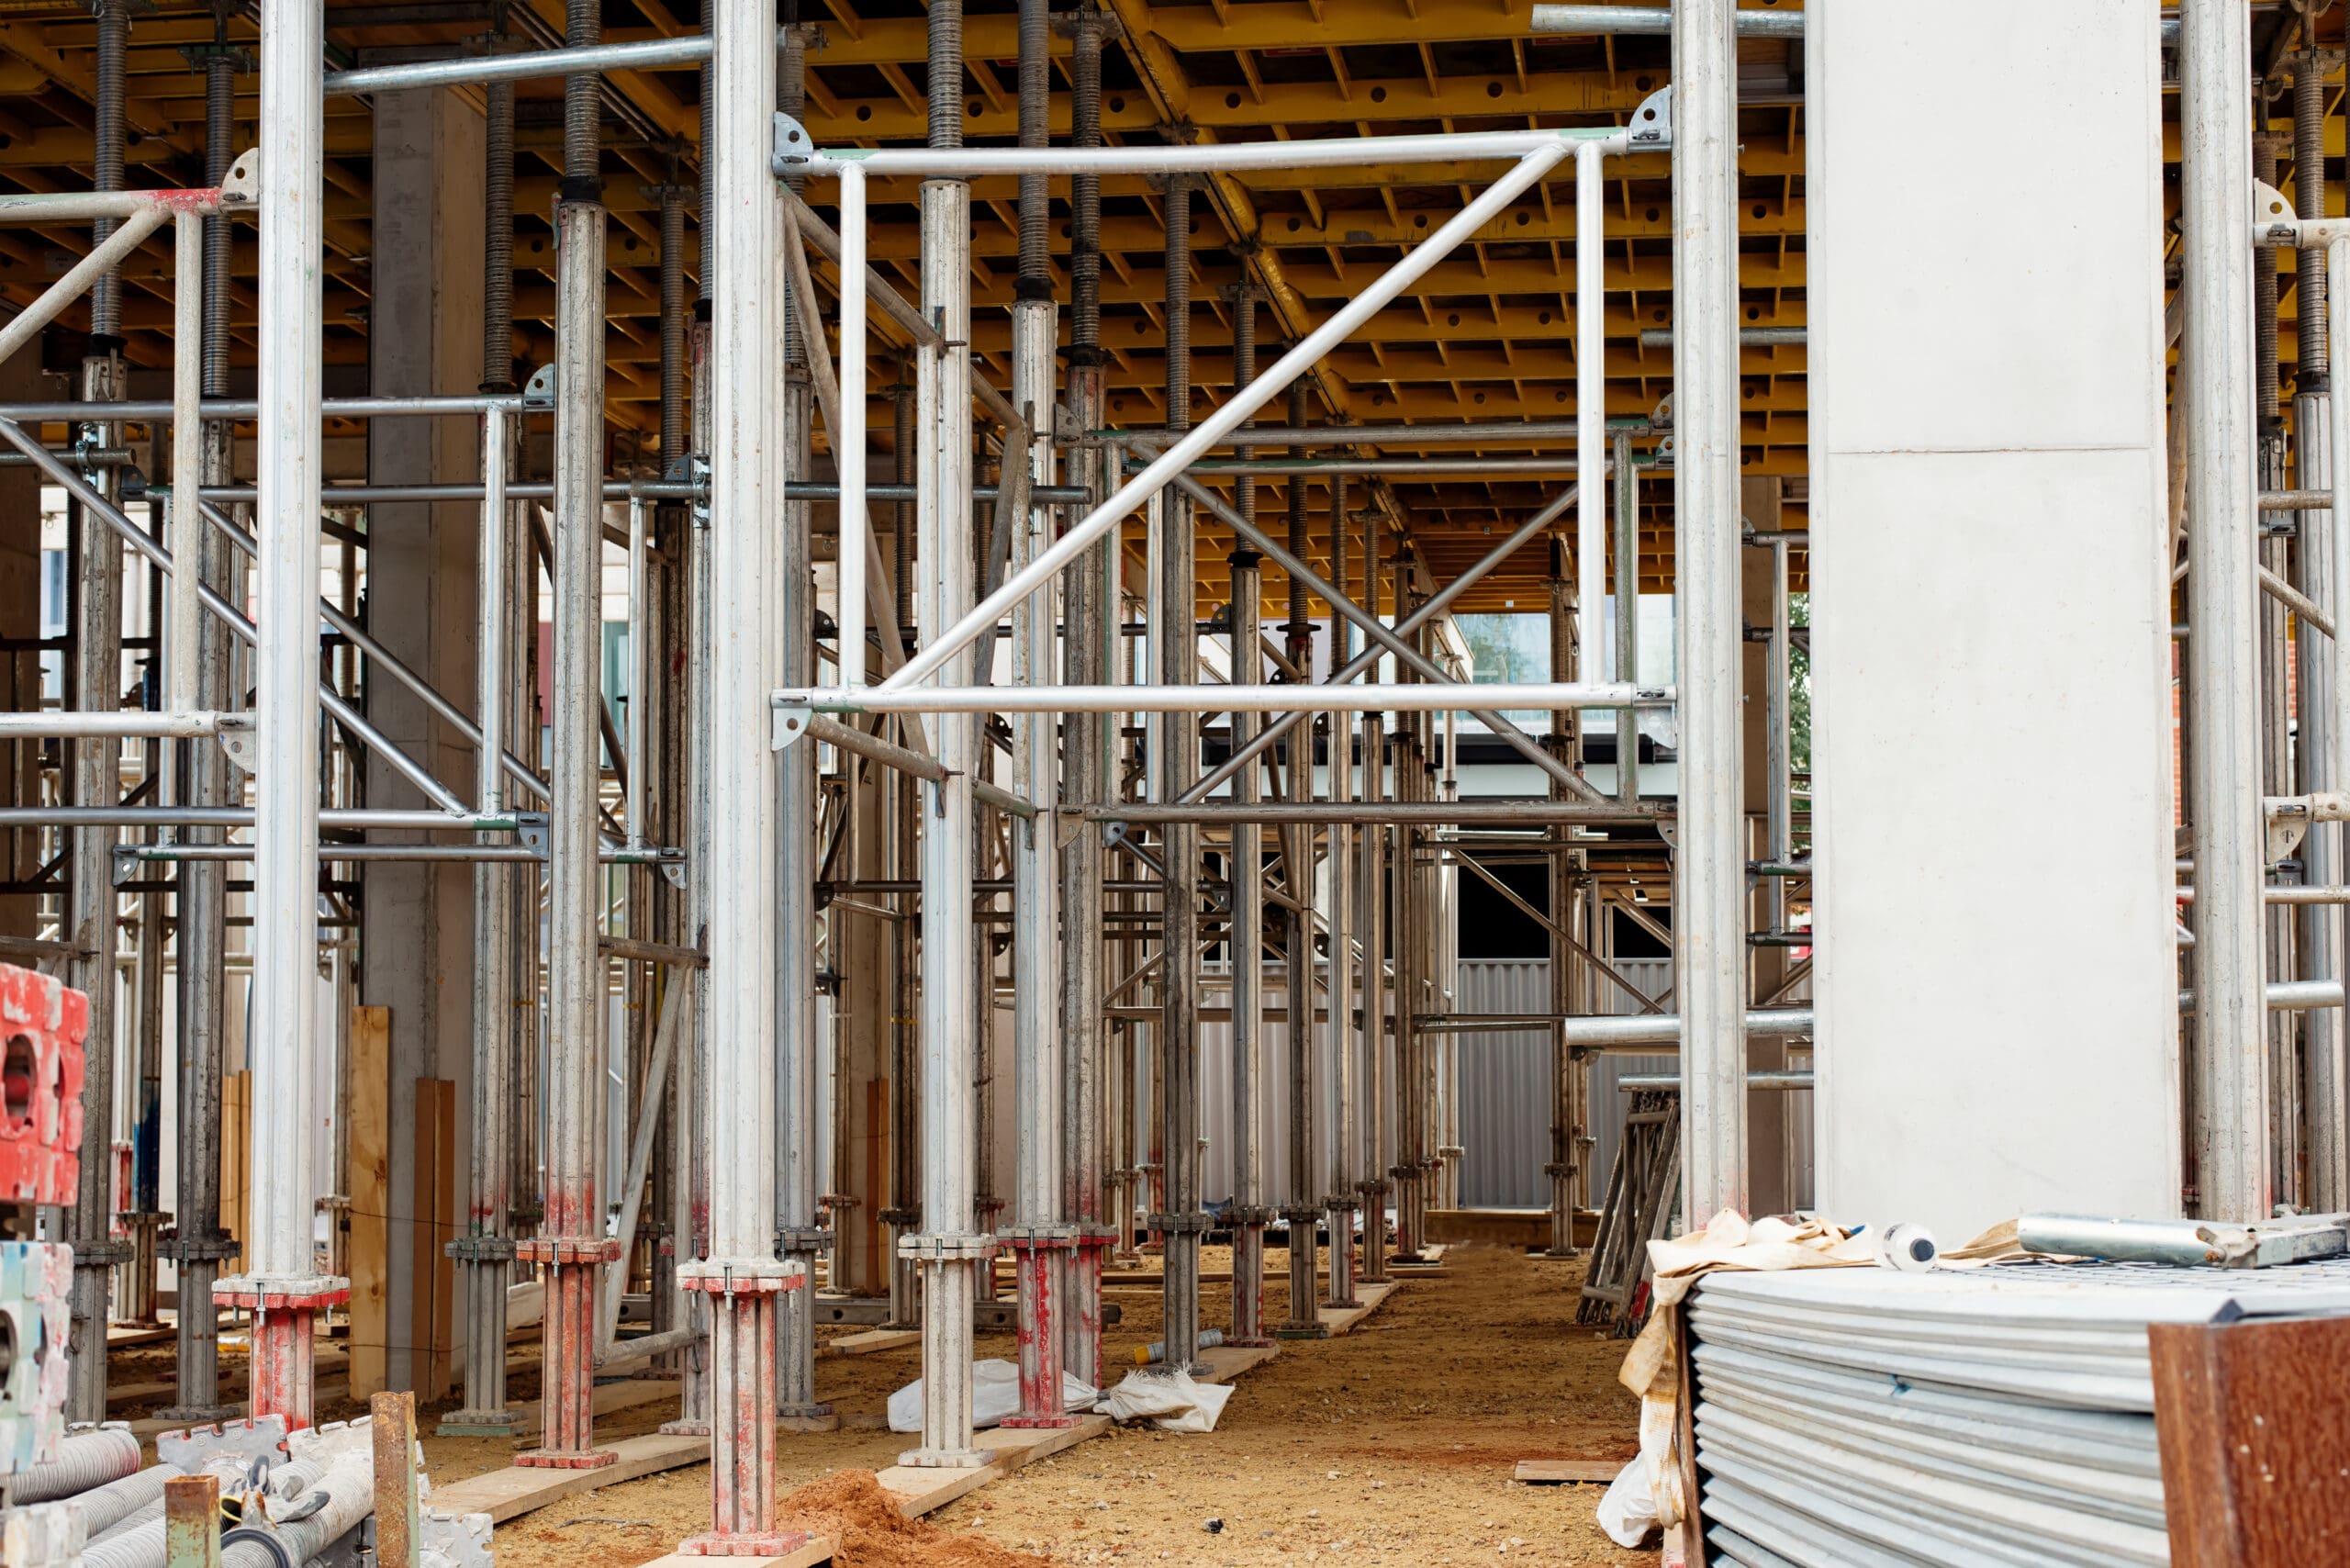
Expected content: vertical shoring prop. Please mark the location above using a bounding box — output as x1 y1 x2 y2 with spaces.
213 0 346 1429
1279 382 1326 1338
63 0 132 1423
1325 474 1359 1309
774 18 830 1428
677 0 806 1545
1225 540 1272 1346
647 171 690 1381
2182 0 2272 1219
441 44 522 1442
1223 280 1273 1348
1002 0 1076 1428
1357 498 1391 1282
2255 131 2299 1202
1543 537 1578 1256
661 97 720 1431
907 0 994 1469
2294 49 2347 1208
157 14 241 1424
514 6 618 1466
1058 3 1113 1392
1153 171 1206 1376
883 365 923 1335
1673 0 1751 1221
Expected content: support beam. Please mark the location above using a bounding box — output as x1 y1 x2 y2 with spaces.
905 0 991 1473
1672 0 1749 1224
677 0 808 1547
2181 0 2271 1219
213 0 347 1429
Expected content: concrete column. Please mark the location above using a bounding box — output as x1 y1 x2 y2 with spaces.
1807 0 2178 1235
361 84 485 1395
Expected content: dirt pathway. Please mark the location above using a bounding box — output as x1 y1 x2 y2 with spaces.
444 1244 1654 1567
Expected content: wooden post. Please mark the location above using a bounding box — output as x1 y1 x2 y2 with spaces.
369 1389 421 1568
348 1005 391 1393
2152 1314 2350 1564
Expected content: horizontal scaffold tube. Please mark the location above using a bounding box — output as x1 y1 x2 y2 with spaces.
796 126 1633 179
783 681 1666 717
1088 801 1656 825
0 711 245 739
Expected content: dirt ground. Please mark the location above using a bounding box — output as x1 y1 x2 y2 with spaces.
378 1244 1660 1568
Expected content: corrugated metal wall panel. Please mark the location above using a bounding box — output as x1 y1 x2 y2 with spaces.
1454 958 1680 1211
1455 959 1550 1208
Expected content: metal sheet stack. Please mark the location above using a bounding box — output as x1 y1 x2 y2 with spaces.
1684 1259 2350 1566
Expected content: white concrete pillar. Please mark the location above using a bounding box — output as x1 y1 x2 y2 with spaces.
1807 0 2178 1237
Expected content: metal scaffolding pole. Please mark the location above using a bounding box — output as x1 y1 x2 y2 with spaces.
1154 172 1207 1376
1002 272 1077 1423
663 218 718 1432
2294 48 2347 1209
2181 0 2271 1219
1325 476 1360 1311
513 167 617 1468
442 59 523 1435
1358 497 1392 1282
1226 541 1273 1346
60 0 131 1422
442 409 521 1439
1279 386 1325 1334
1545 542 1579 1257
1673 0 1750 1221
774 22 829 1428
906 0 991 1470
677 0 804 1545
883 369 923 1335
1058 8 1113 1389
211 0 344 1429
158 26 241 1419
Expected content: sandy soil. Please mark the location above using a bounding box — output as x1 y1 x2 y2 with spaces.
430 1244 1655 1568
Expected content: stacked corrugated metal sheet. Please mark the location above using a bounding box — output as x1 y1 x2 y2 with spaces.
1686 1259 2350 1566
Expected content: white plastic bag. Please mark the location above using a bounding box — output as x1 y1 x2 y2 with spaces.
1595 1393 1680 1547
1595 1458 1660 1548
1093 1369 1235 1434
887 1360 1096 1433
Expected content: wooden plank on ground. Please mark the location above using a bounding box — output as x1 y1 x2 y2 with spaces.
824 1327 921 1357
1191 1343 1278 1385
874 1414 1112 1519
634 1537 834 1568
1320 1279 1400 1337
346 1005 392 1394
511 1377 677 1441
106 1324 175 1348
429 1431 711 1524
1514 1459 1625 1484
